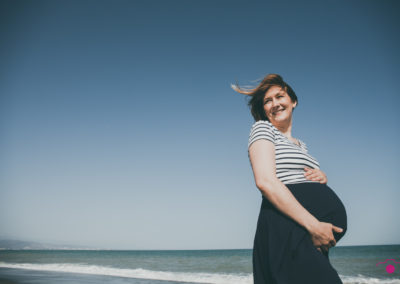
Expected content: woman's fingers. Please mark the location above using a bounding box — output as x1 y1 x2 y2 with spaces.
307 173 319 180
309 222 340 250
304 171 315 177
316 246 330 254
304 168 318 177
332 225 344 233
304 167 313 174
326 225 344 248
304 168 327 184
304 172 321 181
321 245 329 253
304 171 316 178
318 176 327 184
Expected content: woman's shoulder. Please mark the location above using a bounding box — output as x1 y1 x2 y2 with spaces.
249 120 277 136
248 120 276 147
250 120 274 130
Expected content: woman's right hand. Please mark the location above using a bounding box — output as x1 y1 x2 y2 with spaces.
308 221 343 253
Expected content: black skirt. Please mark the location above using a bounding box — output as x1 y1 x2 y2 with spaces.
252 182 347 284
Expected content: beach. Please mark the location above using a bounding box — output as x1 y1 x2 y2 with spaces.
0 267 195 284
0 246 399 284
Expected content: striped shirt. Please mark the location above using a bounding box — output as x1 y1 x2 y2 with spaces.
248 120 320 185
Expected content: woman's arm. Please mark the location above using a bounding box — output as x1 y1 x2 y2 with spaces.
249 139 342 252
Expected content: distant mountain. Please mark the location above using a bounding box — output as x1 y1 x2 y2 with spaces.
0 239 101 250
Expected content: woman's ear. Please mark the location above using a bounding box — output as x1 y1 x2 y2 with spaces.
293 101 297 109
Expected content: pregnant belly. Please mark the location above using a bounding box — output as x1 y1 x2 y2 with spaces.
286 182 348 242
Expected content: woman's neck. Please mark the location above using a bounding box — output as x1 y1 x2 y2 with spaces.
272 119 293 139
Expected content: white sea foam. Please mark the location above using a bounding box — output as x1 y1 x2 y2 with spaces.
0 262 252 284
341 274 400 284
0 262 399 284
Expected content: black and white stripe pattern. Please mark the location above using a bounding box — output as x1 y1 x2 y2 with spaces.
248 120 320 185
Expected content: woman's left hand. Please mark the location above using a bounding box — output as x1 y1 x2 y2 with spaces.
304 167 328 184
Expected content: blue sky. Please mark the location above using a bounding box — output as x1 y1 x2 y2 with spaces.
1 0 399 250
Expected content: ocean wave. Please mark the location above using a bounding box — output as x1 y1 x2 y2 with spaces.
0 262 252 284
0 262 399 284
341 275 400 284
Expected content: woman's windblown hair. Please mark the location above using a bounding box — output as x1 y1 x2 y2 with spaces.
232 74 298 121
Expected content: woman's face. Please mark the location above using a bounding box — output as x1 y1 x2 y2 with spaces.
263 85 297 125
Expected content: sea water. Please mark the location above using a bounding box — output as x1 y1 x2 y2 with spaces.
0 245 399 284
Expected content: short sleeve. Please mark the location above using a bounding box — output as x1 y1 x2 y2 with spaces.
248 121 276 149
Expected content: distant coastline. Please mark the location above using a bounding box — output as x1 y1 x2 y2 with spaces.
0 239 101 250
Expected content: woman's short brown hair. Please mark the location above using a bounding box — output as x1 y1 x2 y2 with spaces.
232 74 298 121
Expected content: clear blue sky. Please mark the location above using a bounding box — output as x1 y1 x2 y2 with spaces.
1 0 399 250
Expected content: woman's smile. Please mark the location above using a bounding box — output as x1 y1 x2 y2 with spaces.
272 108 286 115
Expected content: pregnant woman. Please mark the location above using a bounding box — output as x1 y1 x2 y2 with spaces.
233 74 347 283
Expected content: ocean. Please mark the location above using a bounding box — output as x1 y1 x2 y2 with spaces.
0 245 399 284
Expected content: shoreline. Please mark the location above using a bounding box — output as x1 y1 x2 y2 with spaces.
0 268 194 284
